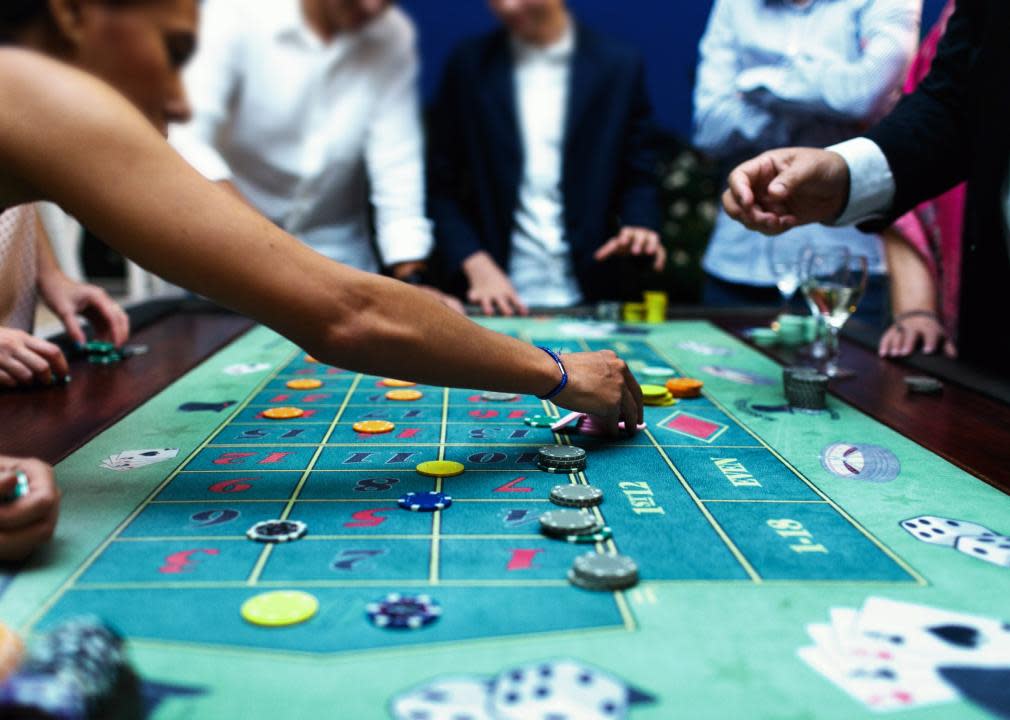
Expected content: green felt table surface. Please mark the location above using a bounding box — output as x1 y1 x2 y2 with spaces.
1 319 1007 719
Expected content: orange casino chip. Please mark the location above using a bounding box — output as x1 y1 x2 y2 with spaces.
353 420 396 434
665 378 704 398
262 407 305 419
304 355 319 363
286 379 323 390
380 378 417 387
385 389 423 401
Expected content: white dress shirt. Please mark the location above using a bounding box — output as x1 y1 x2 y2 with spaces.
692 0 921 286
169 0 432 272
506 24 583 307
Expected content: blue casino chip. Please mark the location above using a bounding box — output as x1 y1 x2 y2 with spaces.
366 593 442 629
397 491 452 512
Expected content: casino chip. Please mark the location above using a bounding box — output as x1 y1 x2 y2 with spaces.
639 384 669 399
286 378 323 390
665 377 704 398
262 406 304 420
386 389 423 401
246 519 308 543
353 420 395 434
366 593 442 629
537 445 587 473
241 591 318 627
398 491 453 512
566 525 613 544
415 460 465 478
1 471 29 503
380 378 416 387
480 391 519 401
539 509 599 537
568 552 639 591
550 483 603 508
905 375 943 394
523 415 557 428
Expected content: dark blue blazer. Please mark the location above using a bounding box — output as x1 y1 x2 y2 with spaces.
427 24 660 302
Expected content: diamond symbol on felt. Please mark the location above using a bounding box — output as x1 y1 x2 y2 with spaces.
657 411 728 443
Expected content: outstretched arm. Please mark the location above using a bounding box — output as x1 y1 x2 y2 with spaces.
0 49 643 431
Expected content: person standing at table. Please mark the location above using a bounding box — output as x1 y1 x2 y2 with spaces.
428 0 665 316
692 0 921 322
720 2 1010 376
170 0 460 309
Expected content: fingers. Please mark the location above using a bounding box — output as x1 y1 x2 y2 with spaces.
58 309 87 346
897 325 920 356
79 287 130 346
920 326 940 355
620 362 643 431
0 512 59 563
492 293 514 317
0 370 13 388
0 458 60 532
878 326 901 357
1 356 34 385
652 243 667 272
943 338 958 359
25 336 69 380
593 236 623 262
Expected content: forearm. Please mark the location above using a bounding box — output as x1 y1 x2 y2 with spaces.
882 227 936 314
1 53 560 395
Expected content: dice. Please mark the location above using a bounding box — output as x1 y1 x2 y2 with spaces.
955 535 1010 568
900 516 998 547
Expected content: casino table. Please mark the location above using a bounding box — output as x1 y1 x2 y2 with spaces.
2 300 1009 719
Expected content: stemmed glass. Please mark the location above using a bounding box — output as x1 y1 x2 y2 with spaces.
768 238 806 310
800 248 869 378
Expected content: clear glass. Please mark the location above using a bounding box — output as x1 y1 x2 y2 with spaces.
800 249 869 377
767 238 804 307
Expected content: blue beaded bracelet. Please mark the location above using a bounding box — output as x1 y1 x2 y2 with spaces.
536 346 568 400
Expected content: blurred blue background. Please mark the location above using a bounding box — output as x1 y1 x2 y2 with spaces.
399 0 950 139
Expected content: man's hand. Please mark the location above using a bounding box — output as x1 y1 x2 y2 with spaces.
38 272 130 347
0 328 69 388
0 457 60 563
462 251 528 317
722 148 851 235
594 227 667 272
553 350 643 436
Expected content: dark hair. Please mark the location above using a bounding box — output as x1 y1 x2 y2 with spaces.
0 0 146 43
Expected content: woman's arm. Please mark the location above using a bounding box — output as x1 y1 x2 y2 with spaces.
0 49 642 429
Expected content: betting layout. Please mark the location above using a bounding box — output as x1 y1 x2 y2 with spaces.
1 320 1007 719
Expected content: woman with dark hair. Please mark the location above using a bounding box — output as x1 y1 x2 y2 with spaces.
0 0 643 562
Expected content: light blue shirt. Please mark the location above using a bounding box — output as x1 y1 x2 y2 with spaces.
693 0 922 285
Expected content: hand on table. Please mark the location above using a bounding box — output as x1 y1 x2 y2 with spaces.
594 226 667 272
553 350 643 436
0 457 60 563
418 285 465 314
878 315 957 359
0 328 69 388
462 251 528 317
722 147 850 235
38 272 130 347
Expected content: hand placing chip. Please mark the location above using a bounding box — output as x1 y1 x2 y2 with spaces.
551 350 643 436
0 457 61 563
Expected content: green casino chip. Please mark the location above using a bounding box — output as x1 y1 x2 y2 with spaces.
524 415 557 428
565 526 612 544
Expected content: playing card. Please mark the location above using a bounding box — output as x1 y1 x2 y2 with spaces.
854 597 1010 669
798 645 958 712
389 675 494 720
102 448 179 472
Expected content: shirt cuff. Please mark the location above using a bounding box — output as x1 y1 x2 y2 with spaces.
826 137 895 226
375 218 435 267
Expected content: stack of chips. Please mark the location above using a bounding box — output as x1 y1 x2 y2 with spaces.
568 552 639 591
783 367 829 410
640 384 676 407
0 616 142 720
536 445 587 474
539 509 612 544
643 291 667 324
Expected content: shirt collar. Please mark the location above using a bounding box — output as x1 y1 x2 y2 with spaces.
511 21 575 64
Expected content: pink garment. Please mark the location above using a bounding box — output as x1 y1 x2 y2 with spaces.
889 0 964 338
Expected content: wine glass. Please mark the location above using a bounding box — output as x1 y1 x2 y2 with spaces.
800 249 868 378
768 238 806 310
